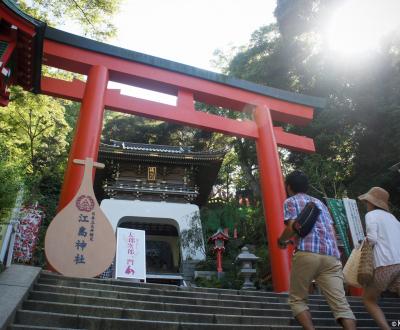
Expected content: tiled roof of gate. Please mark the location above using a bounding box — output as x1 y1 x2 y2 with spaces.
100 140 226 162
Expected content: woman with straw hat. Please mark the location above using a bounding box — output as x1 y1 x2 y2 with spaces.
358 187 400 330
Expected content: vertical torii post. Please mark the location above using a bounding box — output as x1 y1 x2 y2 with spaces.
254 105 290 292
58 65 109 210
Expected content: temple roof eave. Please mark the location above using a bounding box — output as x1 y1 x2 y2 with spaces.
95 141 225 207
99 142 226 163
1 0 46 93
99 151 225 164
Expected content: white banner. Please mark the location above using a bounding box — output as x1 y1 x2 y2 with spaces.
115 228 146 281
343 198 365 248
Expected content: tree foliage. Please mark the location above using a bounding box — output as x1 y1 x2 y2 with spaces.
0 144 22 221
16 0 122 40
217 0 400 212
0 0 122 266
1 87 70 176
102 111 230 152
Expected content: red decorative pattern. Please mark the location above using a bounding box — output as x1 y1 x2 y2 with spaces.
75 195 95 212
13 206 45 263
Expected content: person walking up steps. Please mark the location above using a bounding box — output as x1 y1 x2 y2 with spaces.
278 170 356 330
358 187 400 330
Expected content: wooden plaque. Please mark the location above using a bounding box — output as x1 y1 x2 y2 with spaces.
147 166 157 181
45 158 116 278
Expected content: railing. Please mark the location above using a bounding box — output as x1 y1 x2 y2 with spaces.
0 188 24 268
104 179 199 201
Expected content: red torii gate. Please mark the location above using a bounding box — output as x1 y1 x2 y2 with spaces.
0 0 325 292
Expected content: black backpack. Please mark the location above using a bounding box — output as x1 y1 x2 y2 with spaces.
292 202 321 238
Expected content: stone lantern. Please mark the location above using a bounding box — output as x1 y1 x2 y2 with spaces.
236 246 259 290
208 228 229 278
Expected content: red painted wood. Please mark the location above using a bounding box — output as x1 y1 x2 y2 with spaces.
41 77 85 101
43 40 314 126
0 3 36 36
254 105 291 293
58 65 108 210
274 129 315 153
0 40 16 68
216 250 223 273
177 89 194 109
41 77 315 152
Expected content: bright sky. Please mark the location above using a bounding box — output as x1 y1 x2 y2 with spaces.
109 0 276 72
69 0 276 104
326 0 400 56
58 1 276 103
57 0 400 69
58 0 400 103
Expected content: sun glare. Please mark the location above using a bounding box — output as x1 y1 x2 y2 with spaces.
327 0 400 55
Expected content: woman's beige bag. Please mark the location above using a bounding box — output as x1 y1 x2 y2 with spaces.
343 241 364 288
358 239 374 286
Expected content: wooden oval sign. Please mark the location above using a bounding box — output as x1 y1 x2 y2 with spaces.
45 158 116 278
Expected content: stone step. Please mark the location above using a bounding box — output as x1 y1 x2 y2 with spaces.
21 299 398 327
38 272 400 304
32 282 400 312
32 283 305 310
7 271 399 330
28 290 400 316
20 300 324 326
37 273 289 299
9 325 83 330
36 277 292 304
32 283 341 312
12 310 380 330
38 272 367 300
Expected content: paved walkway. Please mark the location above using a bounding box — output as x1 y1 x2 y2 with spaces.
0 264 41 329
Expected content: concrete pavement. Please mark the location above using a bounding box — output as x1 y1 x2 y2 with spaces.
0 264 41 330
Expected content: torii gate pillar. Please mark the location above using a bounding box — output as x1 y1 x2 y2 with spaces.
255 105 290 292
58 65 109 210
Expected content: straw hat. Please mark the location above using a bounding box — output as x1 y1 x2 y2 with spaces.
358 187 389 211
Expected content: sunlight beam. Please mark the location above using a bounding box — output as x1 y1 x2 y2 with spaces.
326 0 400 56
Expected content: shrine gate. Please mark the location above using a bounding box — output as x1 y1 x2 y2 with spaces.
0 0 325 292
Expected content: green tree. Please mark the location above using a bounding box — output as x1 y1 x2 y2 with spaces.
1 87 70 177
0 144 22 221
102 111 231 152
216 0 400 212
16 0 122 40
0 0 123 266
274 0 400 206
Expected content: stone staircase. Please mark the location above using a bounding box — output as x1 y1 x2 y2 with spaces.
7 271 400 329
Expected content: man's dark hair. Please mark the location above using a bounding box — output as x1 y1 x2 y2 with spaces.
285 170 309 193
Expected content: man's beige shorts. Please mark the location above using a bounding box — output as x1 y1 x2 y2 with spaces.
289 250 355 321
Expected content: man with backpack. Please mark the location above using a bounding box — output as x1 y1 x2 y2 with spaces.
278 170 356 330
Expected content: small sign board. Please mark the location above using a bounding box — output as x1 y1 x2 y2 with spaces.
147 166 157 181
343 198 365 247
116 228 146 281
